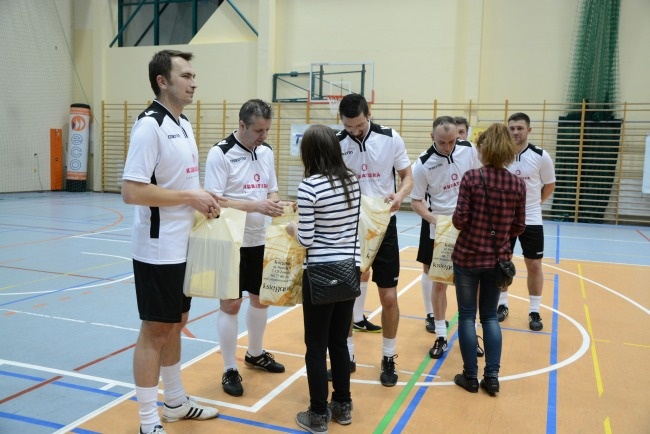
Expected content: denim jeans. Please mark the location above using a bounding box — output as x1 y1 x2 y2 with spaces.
453 264 502 378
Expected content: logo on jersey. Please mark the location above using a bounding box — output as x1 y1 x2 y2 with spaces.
243 173 267 190
442 173 461 191
358 163 381 180
144 110 156 116
230 156 247 163
428 162 443 171
515 169 531 181
168 134 181 139
343 150 354 156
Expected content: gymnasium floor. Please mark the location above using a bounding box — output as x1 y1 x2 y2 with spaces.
1 192 648 434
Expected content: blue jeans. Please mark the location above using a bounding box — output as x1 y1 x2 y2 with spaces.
453 264 502 378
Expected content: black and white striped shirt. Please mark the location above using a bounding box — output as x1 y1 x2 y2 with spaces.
296 174 361 266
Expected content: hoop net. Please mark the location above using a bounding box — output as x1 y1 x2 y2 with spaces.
325 95 344 116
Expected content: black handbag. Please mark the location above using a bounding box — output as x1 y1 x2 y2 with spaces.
306 191 361 305
306 258 360 305
479 169 516 288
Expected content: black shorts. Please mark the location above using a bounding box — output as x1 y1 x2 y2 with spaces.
371 216 400 289
240 245 265 297
133 259 191 323
416 218 433 265
510 225 544 259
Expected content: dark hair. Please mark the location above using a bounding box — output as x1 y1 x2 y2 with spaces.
300 125 357 207
454 116 469 130
507 112 531 126
149 50 193 98
476 123 517 169
433 115 456 129
338 93 370 119
239 99 273 126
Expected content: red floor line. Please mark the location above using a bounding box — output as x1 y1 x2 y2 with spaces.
73 344 136 372
0 375 61 405
636 229 650 242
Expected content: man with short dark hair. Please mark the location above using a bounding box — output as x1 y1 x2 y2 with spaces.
122 49 221 434
499 112 556 331
337 93 413 387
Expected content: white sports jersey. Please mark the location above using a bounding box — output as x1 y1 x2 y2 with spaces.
338 122 411 207
507 142 556 225
204 132 278 247
411 140 479 238
122 100 200 264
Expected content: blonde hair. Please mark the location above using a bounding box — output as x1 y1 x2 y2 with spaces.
476 123 517 169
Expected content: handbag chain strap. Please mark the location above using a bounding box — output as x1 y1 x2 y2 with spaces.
478 168 501 263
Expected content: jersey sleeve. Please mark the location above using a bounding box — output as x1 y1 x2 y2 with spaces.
540 150 556 184
296 179 316 248
122 118 159 184
410 160 428 200
204 146 228 195
392 130 411 171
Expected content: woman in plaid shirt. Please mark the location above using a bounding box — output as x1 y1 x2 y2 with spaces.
451 123 526 396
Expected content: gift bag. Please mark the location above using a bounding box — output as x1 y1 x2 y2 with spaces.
183 208 246 299
359 195 392 272
260 206 305 306
428 214 460 285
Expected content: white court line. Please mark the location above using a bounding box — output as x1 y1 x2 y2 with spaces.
543 262 650 315
0 252 132 296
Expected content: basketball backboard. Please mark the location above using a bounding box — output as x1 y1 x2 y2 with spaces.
308 62 374 104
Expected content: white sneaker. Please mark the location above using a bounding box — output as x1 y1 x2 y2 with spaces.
139 425 166 434
161 396 219 422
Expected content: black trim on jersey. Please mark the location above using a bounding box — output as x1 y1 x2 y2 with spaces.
137 100 183 127
149 172 160 239
419 139 472 165
214 133 273 162
336 121 394 152
516 143 544 161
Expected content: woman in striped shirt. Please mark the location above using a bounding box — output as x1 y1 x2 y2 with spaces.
286 124 361 433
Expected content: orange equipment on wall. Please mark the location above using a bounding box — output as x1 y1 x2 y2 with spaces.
50 128 63 191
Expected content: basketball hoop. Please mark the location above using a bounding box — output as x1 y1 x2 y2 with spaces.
325 95 344 116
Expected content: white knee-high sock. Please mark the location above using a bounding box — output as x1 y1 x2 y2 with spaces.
499 290 509 306
421 272 433 315
347 336 355 362
217 310 239 371
136 385 160 433
382 337 396 358
246 304 268 357
353 281 369 323
529 295 542 313
435 320 447 339
161 361 186 407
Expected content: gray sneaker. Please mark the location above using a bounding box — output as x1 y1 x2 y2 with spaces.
296 408 329 433
329 400 353 425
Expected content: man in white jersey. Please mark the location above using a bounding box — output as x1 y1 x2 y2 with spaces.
204 99 290 397
122 50 220 434
416 116 474 335
499 112 556 331
411 116 480 359
337 93 413 387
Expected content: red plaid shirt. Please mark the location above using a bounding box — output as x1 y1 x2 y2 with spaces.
452 167 526 269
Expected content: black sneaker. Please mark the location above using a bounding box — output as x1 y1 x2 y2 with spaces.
480 376 500 396
329 400 353 425
454 371 479 393
529 312 543 331
477 336 484 358
380 355 398 387
497 305 509 322
295 408 328 433
425 314 436 333
327 358 356 381
353 315 382 333
429 337 447 359
244 350 285 373
221 368 243 397
425 314 449 333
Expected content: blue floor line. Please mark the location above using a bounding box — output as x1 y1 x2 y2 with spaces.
0 411 100 434
391 333 459 433
546 273 560 434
